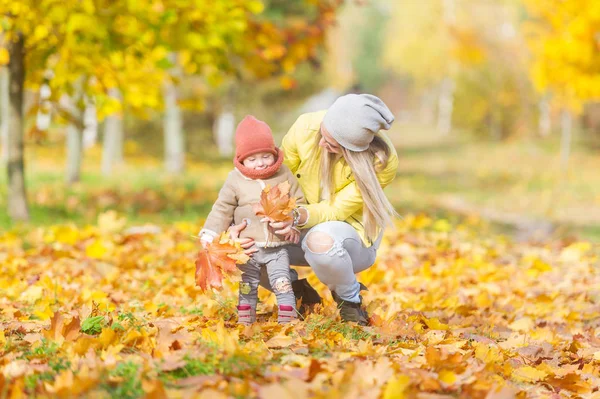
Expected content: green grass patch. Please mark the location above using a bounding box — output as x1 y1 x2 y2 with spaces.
161 351 265 383
305 314 378 341
101 361 144 399
81 316 106 335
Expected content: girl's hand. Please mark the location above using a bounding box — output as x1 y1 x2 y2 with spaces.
228 220 258 255
284 228 301 244
261 218 294 236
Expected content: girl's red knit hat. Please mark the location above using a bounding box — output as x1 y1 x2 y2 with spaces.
235 115 278 161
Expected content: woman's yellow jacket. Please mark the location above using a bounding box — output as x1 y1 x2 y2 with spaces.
282 110 399 247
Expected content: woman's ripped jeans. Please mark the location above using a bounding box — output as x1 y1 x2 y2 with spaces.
260 221 382 303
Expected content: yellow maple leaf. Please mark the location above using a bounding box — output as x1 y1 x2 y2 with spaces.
474 344 504 363
512 366 548 383
20 285 44 303
508 317 534 332
438 369 457 385
97 210 126 234
423 317 449 330
383 375 411 399
265 334 295 348
86 239 108 259
53 225 80 245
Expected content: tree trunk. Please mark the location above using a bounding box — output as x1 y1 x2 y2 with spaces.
164 78 184 173
66 118 83 184
538 97 551 137
489 111 502 141
83 98 98 149
7 33 29 221
1 66 9 164
442 0 456 24
213 86 236 157
35 83 51 131
560 109 572 171
419 88 436 125
437 77 455 136
63 92 84 184
101 88 124 176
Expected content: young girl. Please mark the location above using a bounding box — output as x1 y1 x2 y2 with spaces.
199 115 305 325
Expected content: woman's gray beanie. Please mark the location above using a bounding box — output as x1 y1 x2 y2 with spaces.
322 94 395 152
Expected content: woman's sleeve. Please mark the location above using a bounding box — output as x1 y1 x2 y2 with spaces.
302 181 363 229
286 168 306 205
302 146 399 229
281 117 303 174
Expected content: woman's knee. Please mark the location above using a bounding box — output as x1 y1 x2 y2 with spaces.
305 231 335 254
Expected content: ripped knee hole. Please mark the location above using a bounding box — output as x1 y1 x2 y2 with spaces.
306 232 334 253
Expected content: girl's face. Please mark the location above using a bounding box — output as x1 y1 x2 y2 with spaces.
242 152 275 170
319 124 342 154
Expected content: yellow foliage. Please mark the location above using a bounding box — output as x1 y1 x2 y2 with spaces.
524 0 600 112
0 48 9 65
512 365 548 382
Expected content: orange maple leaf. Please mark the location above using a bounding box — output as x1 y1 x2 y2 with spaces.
43 312 81 343
252 181 297 223
195 232 249 291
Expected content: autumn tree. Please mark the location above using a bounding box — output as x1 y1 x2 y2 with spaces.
0 0 172 221
102 0 340 171
383 0 493 135
523 0 600 168
208 0 340 157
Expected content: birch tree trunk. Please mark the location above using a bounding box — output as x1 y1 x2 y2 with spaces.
63 91 84 184
419 88 436 125
7 33 29 221
437 0 456 137
538 97 551 137
560 109 572 171
83 98 98 149
0 66 9 164
164 78 184 173
65 116 83 184
213 86 236 157
101 88 124 176
437 77 455 136
35 83 51 131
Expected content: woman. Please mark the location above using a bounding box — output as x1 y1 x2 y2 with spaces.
232 94 399 325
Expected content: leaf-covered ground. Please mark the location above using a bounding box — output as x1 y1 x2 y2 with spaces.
1 212 600 398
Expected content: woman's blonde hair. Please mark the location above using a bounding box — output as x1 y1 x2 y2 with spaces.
317 130 398 242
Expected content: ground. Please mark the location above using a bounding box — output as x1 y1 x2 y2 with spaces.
1 129 600 397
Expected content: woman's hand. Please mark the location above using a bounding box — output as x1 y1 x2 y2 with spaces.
228 220 258 255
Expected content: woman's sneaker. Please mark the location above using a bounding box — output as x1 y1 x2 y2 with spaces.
331 284 369 326
292 278 322 316
237 304 256 325
278 305 298 324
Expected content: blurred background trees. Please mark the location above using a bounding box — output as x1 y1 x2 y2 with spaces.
0 0 599 227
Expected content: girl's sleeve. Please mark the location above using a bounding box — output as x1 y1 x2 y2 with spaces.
199 174 238 241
